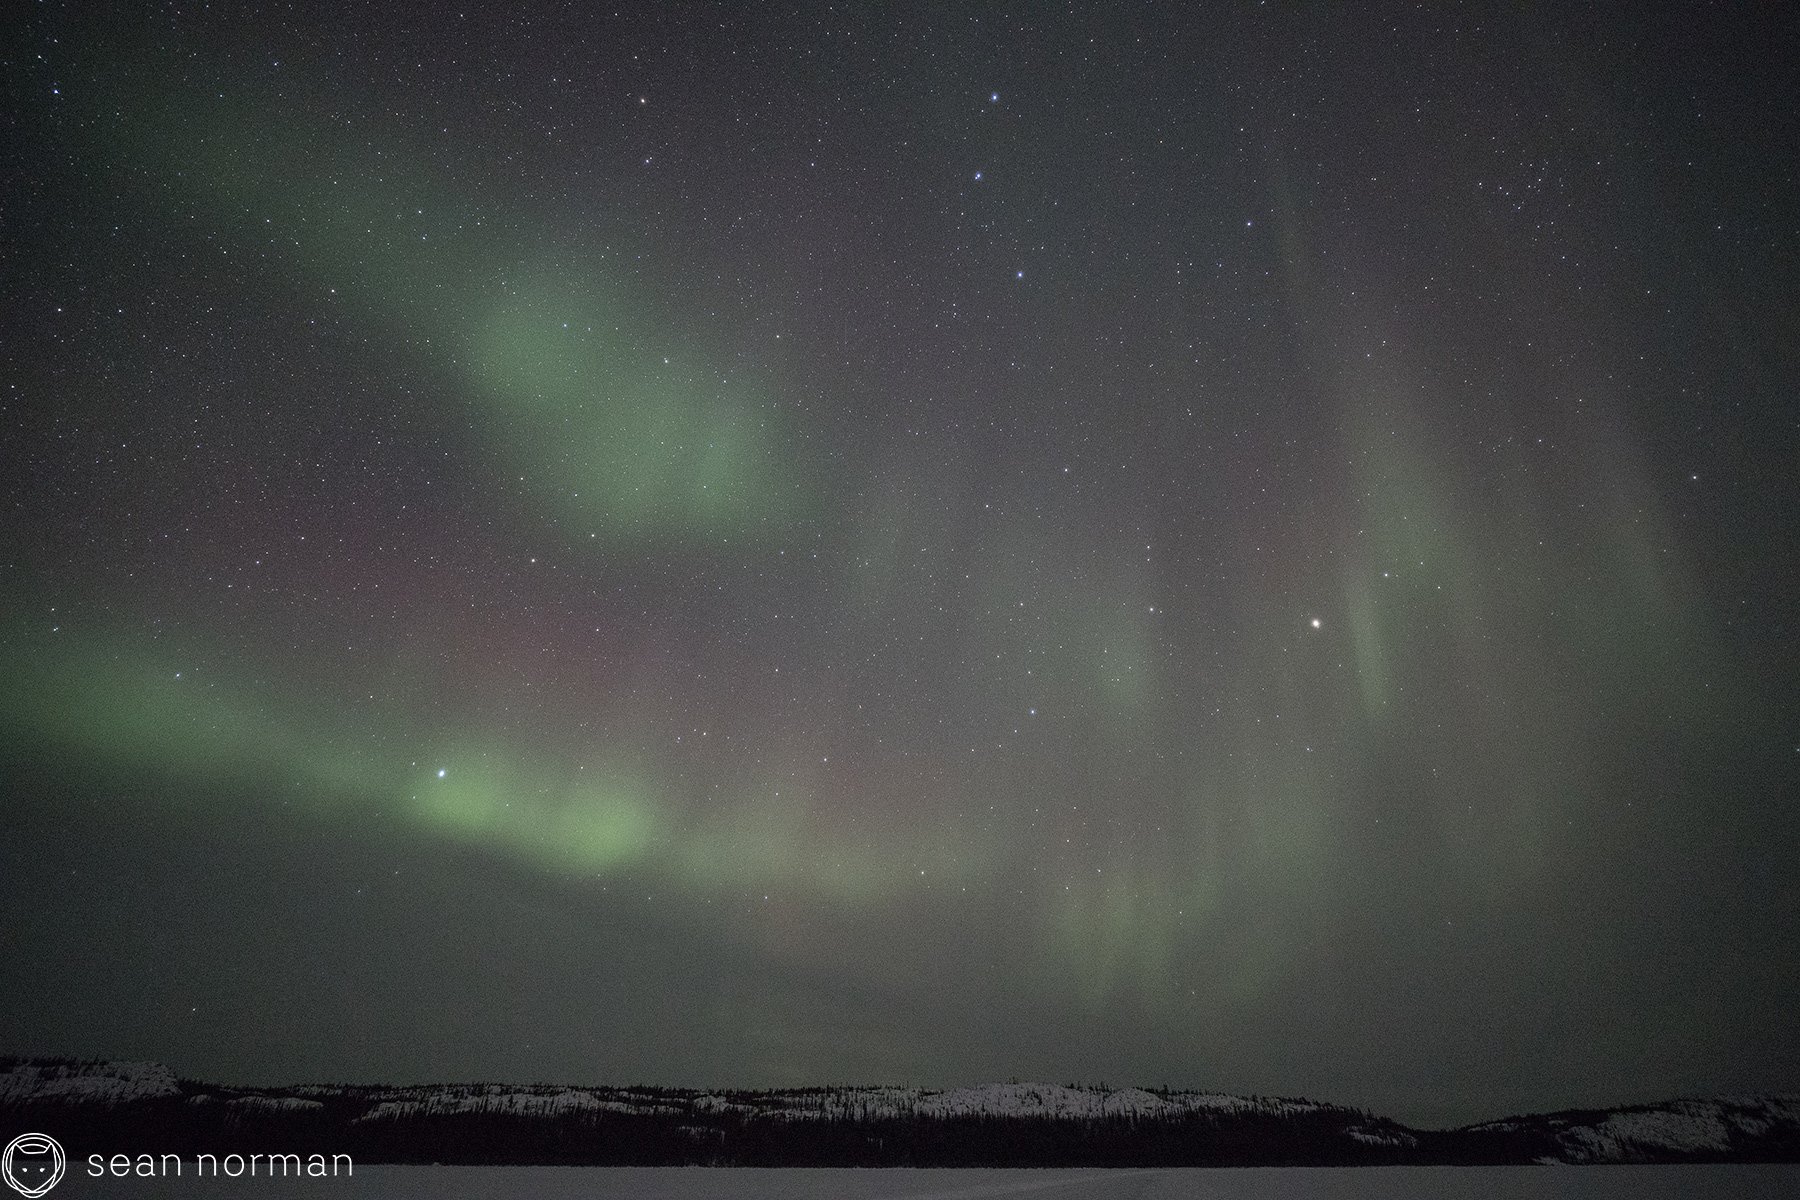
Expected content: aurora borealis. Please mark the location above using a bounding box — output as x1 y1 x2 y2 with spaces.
3 3 1796 1128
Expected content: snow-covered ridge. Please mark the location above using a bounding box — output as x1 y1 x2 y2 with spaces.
1 1059 1792 1165
701 1082 1333 1123
0 1060 1359 1127
1467 1095 1800 1163
344 1081 1327 1125
0 1059 179 1105
356 1088 681 1122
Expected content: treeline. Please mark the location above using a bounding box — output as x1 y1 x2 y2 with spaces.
0 1099 1415 1167
0 1060 1407 1166
5 1058 1797 1166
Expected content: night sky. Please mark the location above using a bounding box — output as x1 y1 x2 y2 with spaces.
4 3 1797 1129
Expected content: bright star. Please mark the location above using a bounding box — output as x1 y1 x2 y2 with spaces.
436 768 447 778
1310 618 1322 629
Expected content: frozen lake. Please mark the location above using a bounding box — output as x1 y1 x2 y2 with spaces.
70 1164 1800 1198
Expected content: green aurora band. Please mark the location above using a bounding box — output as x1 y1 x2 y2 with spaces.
3 60 1750 1037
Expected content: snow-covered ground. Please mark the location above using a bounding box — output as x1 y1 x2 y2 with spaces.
69 1165 1800 1198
